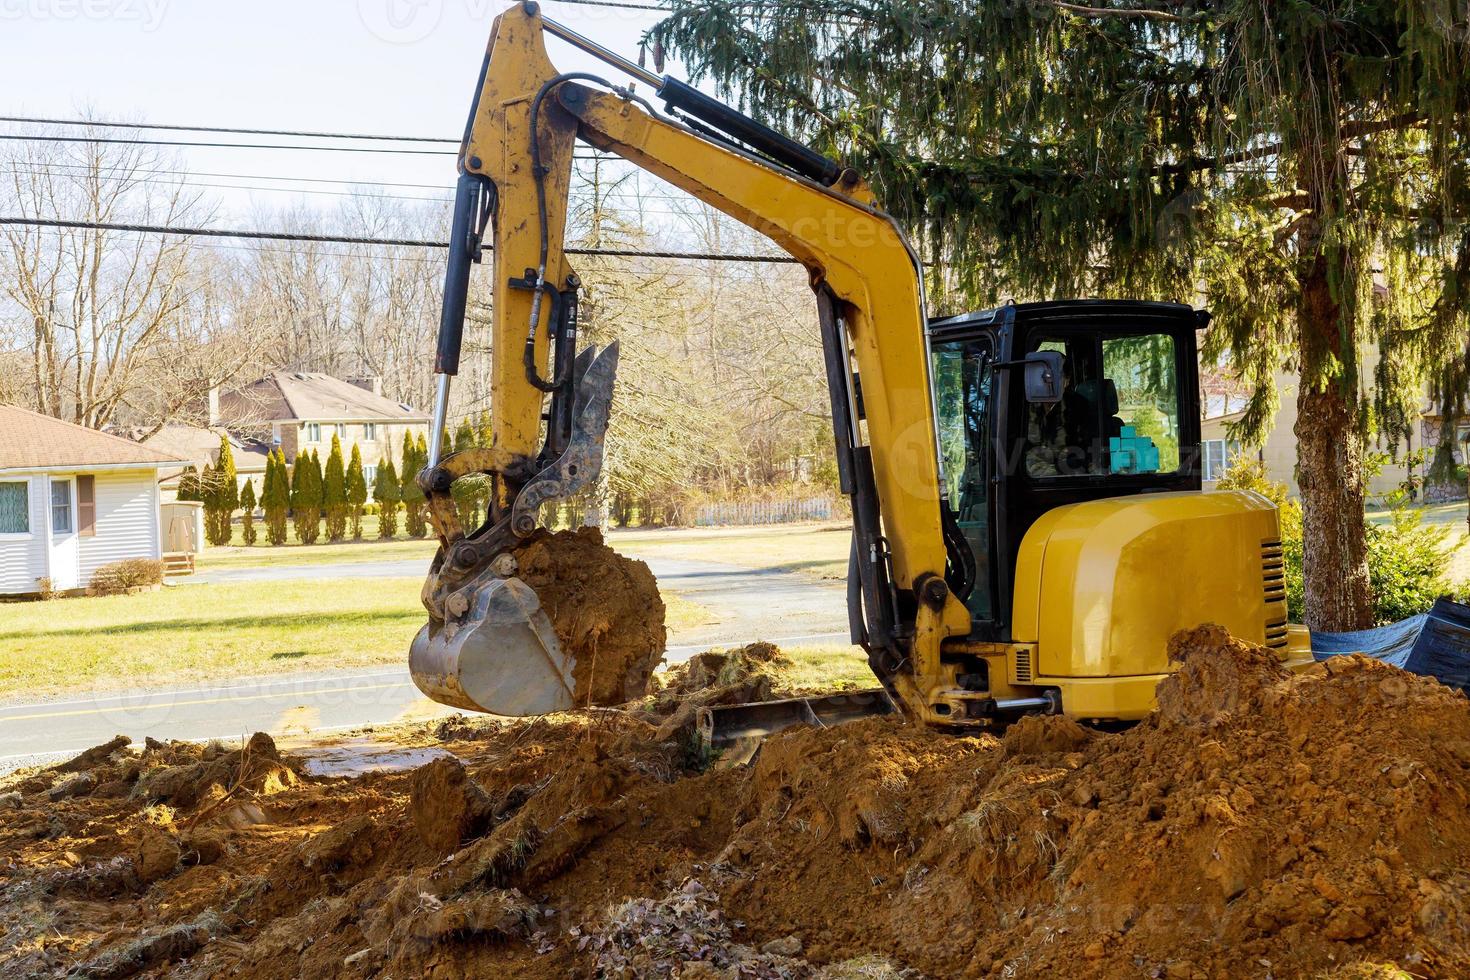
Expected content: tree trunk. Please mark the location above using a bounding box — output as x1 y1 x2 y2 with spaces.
1294 255 1374 631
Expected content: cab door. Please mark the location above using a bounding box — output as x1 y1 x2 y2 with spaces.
930 330 998 634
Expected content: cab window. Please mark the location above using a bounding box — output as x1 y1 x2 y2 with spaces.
1023 331 1181 479
1102 333 1180 474
932 336 993 622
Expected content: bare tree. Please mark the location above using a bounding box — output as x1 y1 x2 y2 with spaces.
0 126 211 429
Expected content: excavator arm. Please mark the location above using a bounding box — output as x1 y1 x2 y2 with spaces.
411 1 972 724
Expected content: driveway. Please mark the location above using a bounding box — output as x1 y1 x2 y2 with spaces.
1 557 851 772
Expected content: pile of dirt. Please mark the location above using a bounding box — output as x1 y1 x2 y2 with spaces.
5 628 1470 979
511 526 665 706
638 641 790 741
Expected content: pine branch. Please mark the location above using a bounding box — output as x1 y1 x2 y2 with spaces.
1037 0 1197 24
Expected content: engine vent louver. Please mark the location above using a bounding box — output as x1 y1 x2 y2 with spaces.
1013 646 1033 684
1262 539 1289 648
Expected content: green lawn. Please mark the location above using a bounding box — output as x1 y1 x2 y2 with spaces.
200 536 435 571
0 578 427 699
612 524 850 583
1365 501 1467 527
0 580 712 700
200 519 852 584
768 644 876 693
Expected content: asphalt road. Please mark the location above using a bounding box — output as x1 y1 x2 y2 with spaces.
0 556 851 772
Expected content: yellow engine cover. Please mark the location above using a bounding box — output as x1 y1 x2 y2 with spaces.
1011 490 1285 679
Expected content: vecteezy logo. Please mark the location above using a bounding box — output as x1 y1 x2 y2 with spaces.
358 0 444 43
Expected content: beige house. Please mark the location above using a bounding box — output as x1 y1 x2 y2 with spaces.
220 373 428 486
1200 349 1420 500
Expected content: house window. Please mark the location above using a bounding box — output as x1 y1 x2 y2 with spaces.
335 423 347 439
305 422 321 443
0 481 28 534
363 464 378 486
1203 439 1240 481
51 479 73 534
363 423 377 441
77 476 96 537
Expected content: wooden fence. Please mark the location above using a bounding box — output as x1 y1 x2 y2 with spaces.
691 495 844 527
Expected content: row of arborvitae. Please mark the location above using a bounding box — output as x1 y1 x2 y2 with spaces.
180 417 497 547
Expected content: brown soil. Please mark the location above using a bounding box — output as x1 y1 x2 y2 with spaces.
637 641 790 741
511 526 666 706
4 626 1469 979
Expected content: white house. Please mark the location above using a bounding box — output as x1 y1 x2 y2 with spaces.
0 405 186 596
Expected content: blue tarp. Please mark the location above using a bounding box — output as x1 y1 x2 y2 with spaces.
1312 597 1470 692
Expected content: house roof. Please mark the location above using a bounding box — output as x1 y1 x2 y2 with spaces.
0 405 186 471
142 424 269 472
220 372 427 424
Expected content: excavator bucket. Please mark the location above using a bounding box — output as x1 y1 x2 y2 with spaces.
409 344 620 715
409 576 575 714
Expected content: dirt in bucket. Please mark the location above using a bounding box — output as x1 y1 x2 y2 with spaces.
5 628 1470 979
510 526 666 706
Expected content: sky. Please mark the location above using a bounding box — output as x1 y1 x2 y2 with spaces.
1 0 693 219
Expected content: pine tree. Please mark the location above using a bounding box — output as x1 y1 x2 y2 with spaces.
476 409 492 448
401 431 427 538
323 434 348 542
305 450 324 544
204 435 240 547
650 4 1470 631
216 436 239 510
263 450 289 546
176 465 202 502
346 443 368 540
374 457 401 539
239 478 258 546
199 462 220 545
291 452 315 544
451 419 481 529
454 418 475 452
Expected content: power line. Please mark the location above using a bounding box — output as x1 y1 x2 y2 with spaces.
0 132 455 156
18 159 714 203
17 226 792 282
0 115 455 144
16 161 457 190
0 215 798 264
542 0 670 9
5 164 726 218
7 164 455 205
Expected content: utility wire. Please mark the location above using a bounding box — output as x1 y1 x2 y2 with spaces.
0 132 455 156
16 226 791 281
15 160 620 188
542 0 670 9
0 215 798 264
0 115 454 144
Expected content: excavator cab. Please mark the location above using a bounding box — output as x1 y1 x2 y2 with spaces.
929 300 1208 642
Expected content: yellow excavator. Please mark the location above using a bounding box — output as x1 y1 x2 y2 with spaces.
408 2 1308 735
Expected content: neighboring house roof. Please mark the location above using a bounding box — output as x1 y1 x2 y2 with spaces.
220 372 427 424
0 405 186 471
142 424 269 472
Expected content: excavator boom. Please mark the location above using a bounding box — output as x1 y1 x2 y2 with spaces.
410 1 973 722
